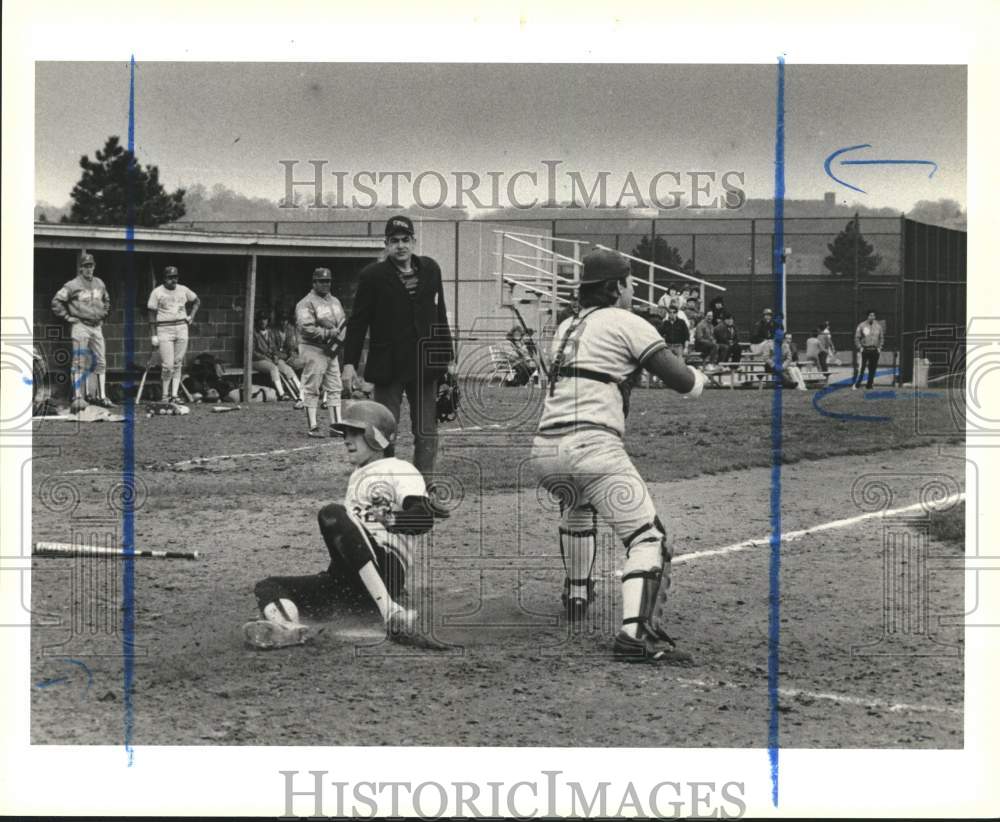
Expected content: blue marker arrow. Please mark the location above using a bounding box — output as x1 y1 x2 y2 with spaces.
824 144 938 194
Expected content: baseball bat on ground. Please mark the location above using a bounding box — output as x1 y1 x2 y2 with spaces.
33 542 200 560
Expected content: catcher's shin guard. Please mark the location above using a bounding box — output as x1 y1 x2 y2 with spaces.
559 507 597 621
619 516 675 642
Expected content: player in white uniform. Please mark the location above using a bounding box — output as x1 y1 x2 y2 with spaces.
147 266 200 402
531 249 707 664
244 401 444 649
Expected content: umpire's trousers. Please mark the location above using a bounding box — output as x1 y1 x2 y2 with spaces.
374 373 439 477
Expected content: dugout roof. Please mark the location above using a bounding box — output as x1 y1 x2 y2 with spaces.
34 222 385 257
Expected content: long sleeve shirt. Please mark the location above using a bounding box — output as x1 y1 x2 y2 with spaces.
51 275 110 325
855 320 884 349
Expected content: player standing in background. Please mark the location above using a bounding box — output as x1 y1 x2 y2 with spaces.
295 267 346 438
531 249 707 664
51 252 113 409
147 265 200 403
853 308 884 390
244 401 443 649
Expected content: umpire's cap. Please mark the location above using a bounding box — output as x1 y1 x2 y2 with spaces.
312 267 332 281
578 249 630 284
331 400 397 451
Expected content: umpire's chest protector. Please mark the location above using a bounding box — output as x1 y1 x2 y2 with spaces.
353 257 452 384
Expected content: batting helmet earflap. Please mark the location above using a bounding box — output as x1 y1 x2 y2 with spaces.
331 400 397 451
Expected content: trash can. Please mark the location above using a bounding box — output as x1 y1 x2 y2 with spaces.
912 357 930 388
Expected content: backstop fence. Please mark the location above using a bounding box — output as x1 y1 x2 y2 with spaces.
169 214 966 384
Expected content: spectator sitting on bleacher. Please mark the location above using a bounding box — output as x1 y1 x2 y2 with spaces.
659 304 690 359
708 294 726 324
252 312 296 402
785 333 799 363
761 337 807 390
692 310 720 369
749 307 776 356
683 296 704 329
503 326 538 386
713 312 741 366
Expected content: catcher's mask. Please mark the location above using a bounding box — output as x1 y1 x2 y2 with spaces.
331 400 397 450
436 373 460 423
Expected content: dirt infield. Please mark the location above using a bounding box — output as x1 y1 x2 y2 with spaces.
30 388 964 747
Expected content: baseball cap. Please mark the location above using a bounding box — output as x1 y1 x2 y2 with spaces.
578 249 629 284
763 308 773 314
163 266 179 278
79 253 95 266
385 215 415 238
312 267 332 281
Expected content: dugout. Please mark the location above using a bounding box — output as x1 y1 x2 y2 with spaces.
33 223 384 401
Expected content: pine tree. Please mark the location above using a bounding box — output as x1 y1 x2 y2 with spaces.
823 213 882 277
65 136 186 227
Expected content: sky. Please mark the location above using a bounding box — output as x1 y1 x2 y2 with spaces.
35 62 966 213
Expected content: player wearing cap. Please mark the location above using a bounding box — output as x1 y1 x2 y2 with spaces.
147 265 200 403
342 216 456 477
51 252 113 409
244 400 444 649
531 249 707 664
295 268 346 437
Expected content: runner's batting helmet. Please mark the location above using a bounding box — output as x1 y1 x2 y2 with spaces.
331 400 397 450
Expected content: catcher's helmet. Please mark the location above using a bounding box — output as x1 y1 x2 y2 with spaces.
436 373 460 423
331 400 397 450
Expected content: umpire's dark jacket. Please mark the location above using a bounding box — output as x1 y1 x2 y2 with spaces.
343 255 455 385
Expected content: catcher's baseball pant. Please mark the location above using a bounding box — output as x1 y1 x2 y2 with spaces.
157 323 188 386
530 429 659 547
299 344 342 409
70 322 106 392
374 374 439 476
253 503 404 619
252 358 296 395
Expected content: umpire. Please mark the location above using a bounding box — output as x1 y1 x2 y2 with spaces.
342 216 455 476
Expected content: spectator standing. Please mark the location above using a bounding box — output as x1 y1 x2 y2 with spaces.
342 215 456 477
659 304 690 359
853 309 884 390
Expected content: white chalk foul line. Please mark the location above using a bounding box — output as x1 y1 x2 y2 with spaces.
672 676 961 716
612 492 966 572
63 441 341 474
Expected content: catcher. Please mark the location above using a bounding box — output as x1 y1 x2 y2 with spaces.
244 400 444 650
531 249 707 664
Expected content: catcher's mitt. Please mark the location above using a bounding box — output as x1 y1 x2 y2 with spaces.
436 372 460 423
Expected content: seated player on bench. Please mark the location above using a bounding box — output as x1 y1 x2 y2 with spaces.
244 400 445 649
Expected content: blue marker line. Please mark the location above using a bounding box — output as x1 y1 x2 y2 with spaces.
768 54 785 808
35 677 69 688
812 369 898 423
122 54 137 767
62 657 94 696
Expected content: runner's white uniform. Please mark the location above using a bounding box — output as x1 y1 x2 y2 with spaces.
344 456 427 573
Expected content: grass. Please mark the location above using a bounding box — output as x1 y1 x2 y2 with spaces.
929 501 965 545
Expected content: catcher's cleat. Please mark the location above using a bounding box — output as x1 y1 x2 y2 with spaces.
242 619 310 650
613 630 693 665
307 427 326 439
